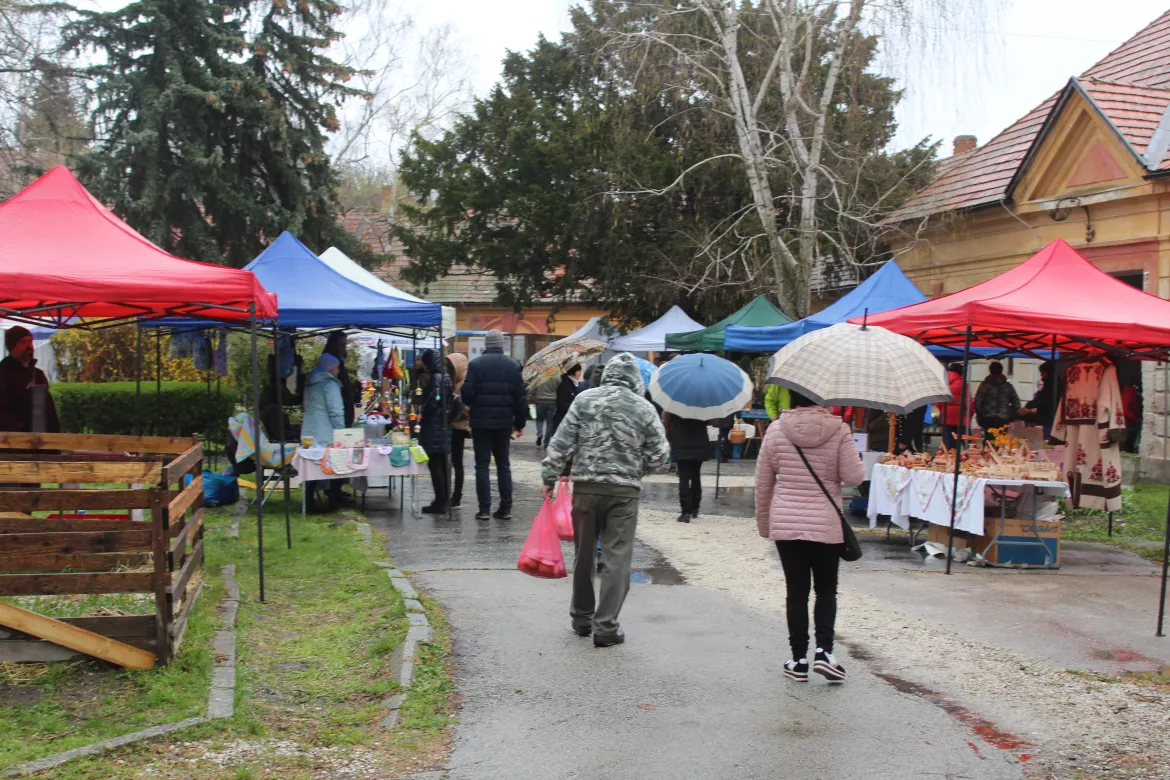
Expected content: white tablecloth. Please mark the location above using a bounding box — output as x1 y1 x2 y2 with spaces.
293 447 428 482
867 463 1068 536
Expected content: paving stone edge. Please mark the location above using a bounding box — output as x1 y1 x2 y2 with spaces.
377 560 432 730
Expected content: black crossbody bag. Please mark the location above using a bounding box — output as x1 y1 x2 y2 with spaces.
794 445 863 562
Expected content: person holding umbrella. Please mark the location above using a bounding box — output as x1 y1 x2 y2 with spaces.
648 352 755 516
764 321 953 682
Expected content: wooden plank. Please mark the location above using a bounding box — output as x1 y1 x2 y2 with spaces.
0 517 142 533
168 510 203 569
0 432 194 455
168 476 203 521
0 636 156 663
167 539 203 603
169 582 203 658
164 444 203 485
0 461 163 485
0 571 154 596
0 600 155 669
0 529 153 555
0 489 155 513
150 490 171 666
0 614 154 641
2 551 151 572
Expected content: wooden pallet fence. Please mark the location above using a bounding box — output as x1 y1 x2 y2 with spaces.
0 433 204 668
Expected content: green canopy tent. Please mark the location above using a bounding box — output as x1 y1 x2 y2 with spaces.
664 296 792 352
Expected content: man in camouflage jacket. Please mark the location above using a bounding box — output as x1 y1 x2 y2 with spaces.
542 352 670 647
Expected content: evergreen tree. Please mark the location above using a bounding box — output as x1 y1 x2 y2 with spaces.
63 0 366 266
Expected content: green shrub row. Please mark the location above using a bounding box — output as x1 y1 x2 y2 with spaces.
54 382 238 438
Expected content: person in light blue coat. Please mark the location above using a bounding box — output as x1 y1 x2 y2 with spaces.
303 352 346 510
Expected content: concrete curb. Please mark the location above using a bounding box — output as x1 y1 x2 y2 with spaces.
376 563 433 730
1 565 242 777
225 499 247 539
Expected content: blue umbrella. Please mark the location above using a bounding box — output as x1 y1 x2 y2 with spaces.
648 353 753 420
633 356 656 388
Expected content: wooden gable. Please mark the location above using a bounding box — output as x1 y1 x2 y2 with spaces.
1012 90 1147 204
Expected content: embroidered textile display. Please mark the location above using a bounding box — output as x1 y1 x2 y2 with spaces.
1053 360 1124 511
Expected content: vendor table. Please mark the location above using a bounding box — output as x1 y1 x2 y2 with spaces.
867 463 1068 566
292 447 427 514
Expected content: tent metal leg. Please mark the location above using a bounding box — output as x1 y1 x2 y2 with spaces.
946 327 973 576
134 322 142 437
272 326 292 549
155 332 162 433
251 306 265 603
1160 359 1170 636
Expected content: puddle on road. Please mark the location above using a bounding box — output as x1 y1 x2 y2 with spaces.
629 552 687 586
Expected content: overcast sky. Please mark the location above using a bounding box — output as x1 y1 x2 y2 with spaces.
398 0 1170 154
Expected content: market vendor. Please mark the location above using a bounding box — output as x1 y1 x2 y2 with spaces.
1019 361 1061 440
0 326 59 433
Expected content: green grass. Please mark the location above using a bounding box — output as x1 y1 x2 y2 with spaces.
1062 483 1169 562
1 492 455 778
0 578 218 770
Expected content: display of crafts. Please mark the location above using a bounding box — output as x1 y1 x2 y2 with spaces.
880 427 1062 481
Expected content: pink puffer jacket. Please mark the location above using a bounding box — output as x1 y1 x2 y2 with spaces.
755 406 866 543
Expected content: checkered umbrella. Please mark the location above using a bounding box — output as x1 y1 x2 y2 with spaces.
768 323 950 414
522 338 607 389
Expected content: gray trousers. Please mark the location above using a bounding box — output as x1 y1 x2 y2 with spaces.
570 488 639 637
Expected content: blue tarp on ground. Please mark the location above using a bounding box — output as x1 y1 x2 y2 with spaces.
725 260 926 352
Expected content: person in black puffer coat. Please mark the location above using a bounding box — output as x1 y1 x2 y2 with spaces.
462 330 528 520
663 411 712 523
418 349 454 515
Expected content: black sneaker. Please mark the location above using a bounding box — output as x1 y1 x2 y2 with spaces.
536 436 543 447
783 658 809 682
450 499 462 509
573 625 592 637
813 648 846 682
593 629 625 648
492 508 513 520
421 504 448 515
676 512 691 523
691 508 700 519
475 509 491 521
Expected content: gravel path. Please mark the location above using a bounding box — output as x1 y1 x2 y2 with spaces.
629 504 1170 779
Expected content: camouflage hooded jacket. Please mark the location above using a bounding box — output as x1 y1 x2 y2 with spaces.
541 352 670 488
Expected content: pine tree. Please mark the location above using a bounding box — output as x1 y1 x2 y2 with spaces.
63 0 366 266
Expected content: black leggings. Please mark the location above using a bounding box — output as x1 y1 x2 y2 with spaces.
451 430 468 504
775 540 841 658
427 452 449 509
676 459 702 512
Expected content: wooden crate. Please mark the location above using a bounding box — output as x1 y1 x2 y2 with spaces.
0 433 205 667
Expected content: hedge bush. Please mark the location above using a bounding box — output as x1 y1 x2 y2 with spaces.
54 382 238 438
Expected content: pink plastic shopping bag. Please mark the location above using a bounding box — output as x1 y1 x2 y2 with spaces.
518 498 568 579
552 478 574 541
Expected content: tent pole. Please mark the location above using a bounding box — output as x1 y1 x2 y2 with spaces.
251 305 265 603
438 325 452 521
272 326 292 549
134 321 142 437
155 331 162 434
1159 358 1169 637
946 327 973 576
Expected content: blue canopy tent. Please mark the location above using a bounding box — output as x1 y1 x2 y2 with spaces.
146 232 448 576
725 260 924 352
724 261 1016 360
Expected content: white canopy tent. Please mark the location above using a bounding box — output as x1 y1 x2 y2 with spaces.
319 247 456 338
609 305 702 353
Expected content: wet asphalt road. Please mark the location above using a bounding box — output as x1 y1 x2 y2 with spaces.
364 452 1021 780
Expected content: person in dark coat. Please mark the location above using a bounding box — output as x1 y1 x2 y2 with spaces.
1020 361 1062 440
663 411 712 523
551 362 584 440
0 326 59 433
418 349 454 515
323 331 356 428
462 330 528 520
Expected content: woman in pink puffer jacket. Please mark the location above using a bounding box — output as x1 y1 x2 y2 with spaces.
755 391 865 683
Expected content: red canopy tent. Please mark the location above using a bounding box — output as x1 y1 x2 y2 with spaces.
853 240 1170 634
0 166 277 327
859 239 1170 358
